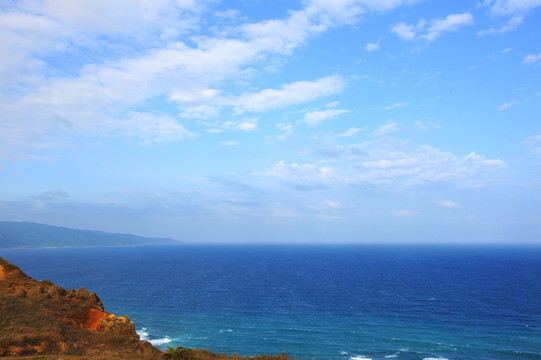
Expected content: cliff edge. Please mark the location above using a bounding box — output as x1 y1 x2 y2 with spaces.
0 257 161 359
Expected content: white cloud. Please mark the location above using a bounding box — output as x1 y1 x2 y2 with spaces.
414 120 428 130
523 52 541 64
484 0 541 16
524 133 541 156
117 112 196 144
326 101 340 108
524 133 541 146
34 189 70 201
324 200 343 208
180 105 220 119
214 9 241 21
18 0 203 35
304 109 348 126
391 22 420 41
237 120 258 132
170 88 221 104
257 161 334 190
0 0 439 157
439 200 461 208
307 138 505 188
372 121 400 136
365 42 380 52
276 123 293 132
389 209 417 217
337 127 366 137
478 15 524 35
498 101 518 111
232 75 345 113
207 128 223 134
414 119 441 131
480 0 541 33
392 13 474 43
421 13 474 43
221 117 259 132
220 140 240 146
260 141 505 189
1 0 365 155
385 101 409 110
0 0 205 79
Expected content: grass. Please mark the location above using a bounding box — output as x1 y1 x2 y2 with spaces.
163 346 292 360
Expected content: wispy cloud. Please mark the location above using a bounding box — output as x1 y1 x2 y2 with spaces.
391 20 423 41
304 109 348 127
523 52 541 65
478 15 523 35
365 42 380 52
480 0 541 34
498 101 518 111
324 200 343 209
337 127 366 137
372 121 400 137
484 0 541 16
118 112 197 145
256 161 333 190
392 12 474 43
524 132 541 156
220 140 240 146
34 190 70 201
232 76 345 113
389 209 417 217
223 117 259 132
422 13 474 42
439 200 461 208
260 138 506 190
385 102 409 110
2 0 400 156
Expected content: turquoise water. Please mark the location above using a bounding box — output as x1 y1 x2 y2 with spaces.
1 245 540 360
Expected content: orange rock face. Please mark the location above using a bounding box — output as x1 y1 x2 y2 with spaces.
85 308 108 331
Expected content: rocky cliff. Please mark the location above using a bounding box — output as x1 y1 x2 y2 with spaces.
0 257 292 360
0 257 161 359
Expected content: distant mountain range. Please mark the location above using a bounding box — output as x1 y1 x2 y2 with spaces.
0 221 181 249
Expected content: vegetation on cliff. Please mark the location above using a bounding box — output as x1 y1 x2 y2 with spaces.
163 347 291 360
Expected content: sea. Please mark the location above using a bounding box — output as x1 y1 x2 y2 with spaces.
1 244 540 360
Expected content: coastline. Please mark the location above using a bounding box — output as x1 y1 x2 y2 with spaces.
0 256 290 360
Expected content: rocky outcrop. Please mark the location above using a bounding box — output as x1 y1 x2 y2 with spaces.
0 257 161 359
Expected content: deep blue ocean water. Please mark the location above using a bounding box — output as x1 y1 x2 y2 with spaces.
1 245 540 360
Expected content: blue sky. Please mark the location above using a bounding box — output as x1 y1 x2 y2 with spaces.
1 0 540 243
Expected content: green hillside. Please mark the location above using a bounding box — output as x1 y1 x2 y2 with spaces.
0 221 180 249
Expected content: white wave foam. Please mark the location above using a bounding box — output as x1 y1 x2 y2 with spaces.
351 357 372 360
384 355 398 358
137 328 150 340
149 337 173 346
137 328 174 347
